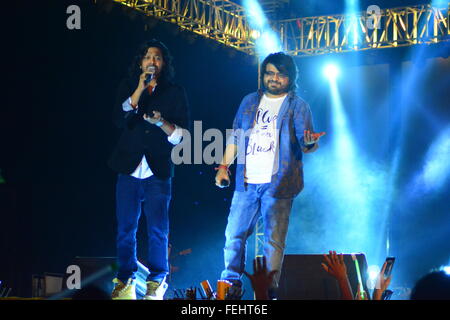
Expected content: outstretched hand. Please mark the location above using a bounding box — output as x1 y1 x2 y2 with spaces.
373 261 393 300
304 129 326 145
321 251 347 280
244 256 278 300
322 251 354 300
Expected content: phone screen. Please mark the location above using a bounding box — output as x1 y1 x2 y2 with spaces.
384 257 395 278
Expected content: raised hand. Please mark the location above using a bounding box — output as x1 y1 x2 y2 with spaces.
138 67 156 91
244 256 278 300
373 261 393 300
321 251 347 280
321 251 353 300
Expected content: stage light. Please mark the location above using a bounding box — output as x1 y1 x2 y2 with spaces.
367 265 380 282
250 29 261 40
243 0 265 30
256 30 282 57
345 0 360 48
421 126 450 192
442 266 450 275
323 64 340 80
319 64 390 267
407 126 450 196
432 0 447 8
243 0 281 58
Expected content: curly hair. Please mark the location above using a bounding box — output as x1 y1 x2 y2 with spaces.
260 52 298 92
128 39 175 83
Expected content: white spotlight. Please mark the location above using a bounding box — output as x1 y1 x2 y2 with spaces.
368 265 380 281
323 64 340 80
250 29 261 40
366 265 381 290
442 266 450 275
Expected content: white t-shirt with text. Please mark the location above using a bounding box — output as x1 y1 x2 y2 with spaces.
245 94 286 184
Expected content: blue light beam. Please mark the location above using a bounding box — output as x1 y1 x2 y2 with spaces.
243 0 282 58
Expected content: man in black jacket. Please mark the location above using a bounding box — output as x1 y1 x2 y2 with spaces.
108 39 189 300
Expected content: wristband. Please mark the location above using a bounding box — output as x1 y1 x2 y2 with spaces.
215 165 231 175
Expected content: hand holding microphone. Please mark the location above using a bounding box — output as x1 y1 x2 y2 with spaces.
215 165 230 188
220 179 230 187
131 65 157 109
138 65 156 90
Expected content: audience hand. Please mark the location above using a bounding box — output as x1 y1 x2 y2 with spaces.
321 251 348 280
373 261 392 300
322 250 353 300
244 256 278 300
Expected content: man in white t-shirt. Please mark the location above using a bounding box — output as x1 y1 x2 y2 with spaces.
215 52 325 299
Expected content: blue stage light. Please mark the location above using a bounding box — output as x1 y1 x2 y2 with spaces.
432 0 448 8
256 30 282 58
323 64 340 81
321 68 390 266
443 266 450 275
243 0 282 58
345 0 360 47
407 126 450 196
421 126 450 192
243 0 265 30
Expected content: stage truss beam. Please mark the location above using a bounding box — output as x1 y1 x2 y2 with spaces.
111 1 450 57
276 3 450 56
113 0 256 55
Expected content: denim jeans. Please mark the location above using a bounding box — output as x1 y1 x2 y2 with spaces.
221 183 294 288
115 174 171 283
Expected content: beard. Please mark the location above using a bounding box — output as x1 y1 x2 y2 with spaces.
264 80 289 95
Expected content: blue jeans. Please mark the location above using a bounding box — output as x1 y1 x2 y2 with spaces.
115 174 171 283
221 183 294 288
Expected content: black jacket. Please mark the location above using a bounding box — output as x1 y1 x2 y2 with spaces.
108 77 190 178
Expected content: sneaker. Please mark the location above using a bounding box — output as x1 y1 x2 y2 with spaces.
142 279 168 300
111 278 136 300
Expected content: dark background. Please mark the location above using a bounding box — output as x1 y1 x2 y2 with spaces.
1 0 449 299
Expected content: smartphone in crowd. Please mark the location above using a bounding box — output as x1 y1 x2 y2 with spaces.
384 257 395 278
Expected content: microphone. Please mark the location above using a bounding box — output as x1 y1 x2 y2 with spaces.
144 65 156 85
220 179 230 188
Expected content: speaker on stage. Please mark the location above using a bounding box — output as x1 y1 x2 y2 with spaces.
278 253 370 300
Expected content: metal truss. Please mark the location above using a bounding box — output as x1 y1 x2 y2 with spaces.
111 1 449 57
255 217 264 258
275 3 450 56
113 0 256 55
